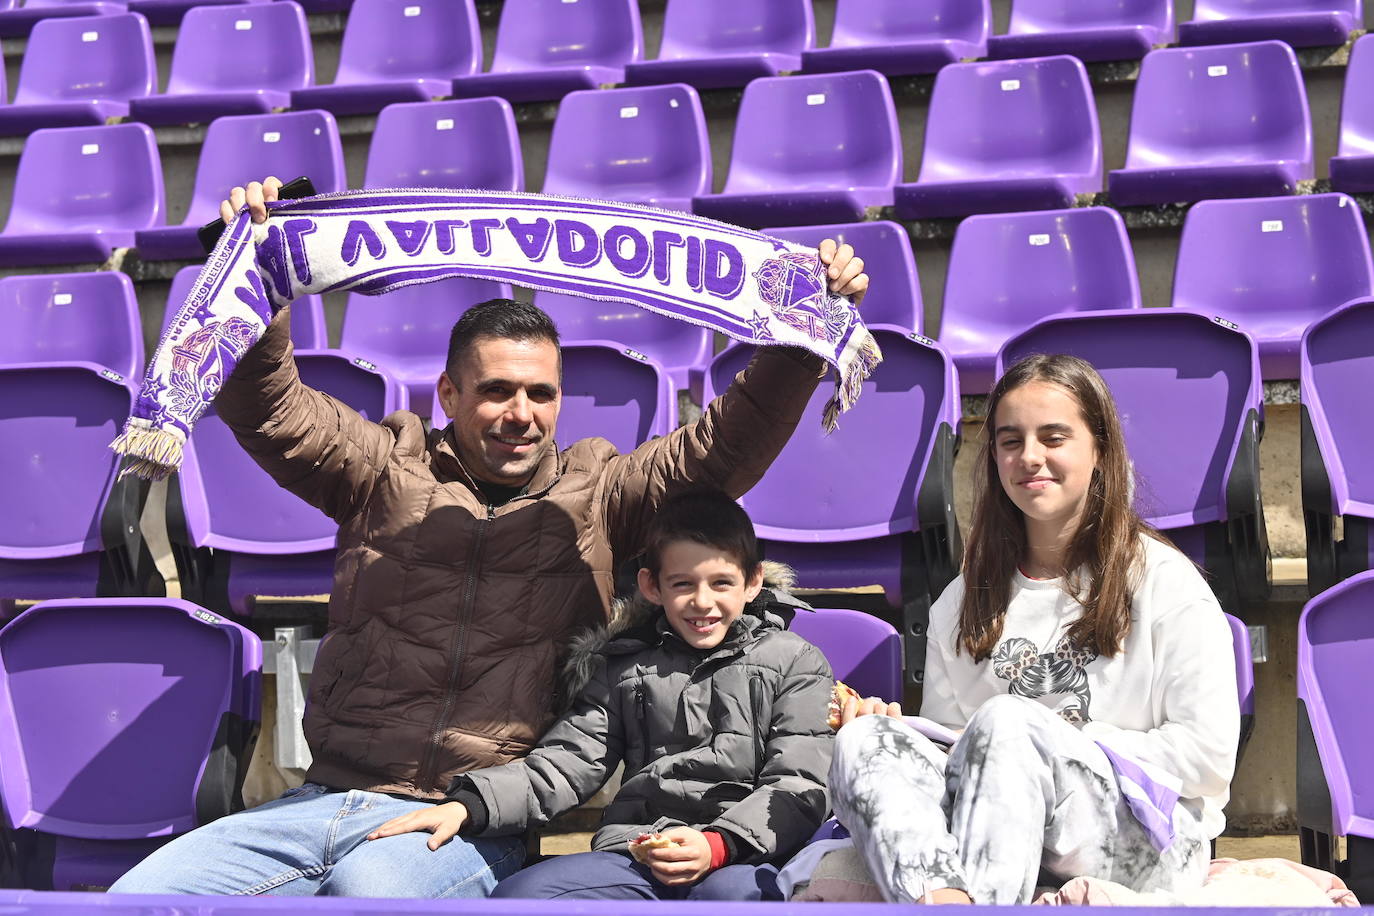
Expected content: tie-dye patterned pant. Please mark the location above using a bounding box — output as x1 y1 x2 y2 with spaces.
830 695 1210 904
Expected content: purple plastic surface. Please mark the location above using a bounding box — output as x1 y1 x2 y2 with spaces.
165 265 325 352
124 0 261 28
941 208 1141 394
802 0 990 76
340 275 512 412
0 12 153 135
623 0 812 90
433 341 676 453
0 0 126 39
1109 41 1313 207
763 221 922 333
176 352 406 613
128 2 311 126
692 70 900 228
0 123 163 267
894 55 1101 220
1225 612 1255 718
542 84 710 212
1180 0 1360 47
1298 569 1374 838
1172 193 1373 380
451 0 642 104
1329 34 1374 192
703 327 959 607
1301 298 1374 521
534 290 712 399
0 272 143 379
998 309 1263 537
364 99 523 192
790 607 902 702
987 0 1174 61
289 0 480 117
135 110 345 261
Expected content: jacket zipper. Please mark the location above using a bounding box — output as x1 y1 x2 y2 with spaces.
749 675 767 766
416 501 494 791
635 683 651 761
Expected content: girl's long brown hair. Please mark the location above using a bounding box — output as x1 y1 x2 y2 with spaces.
958 354 1166 661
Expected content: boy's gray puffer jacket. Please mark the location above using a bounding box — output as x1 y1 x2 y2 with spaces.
449 563 835 865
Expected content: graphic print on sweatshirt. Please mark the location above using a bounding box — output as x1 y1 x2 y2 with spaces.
991 636 1099 723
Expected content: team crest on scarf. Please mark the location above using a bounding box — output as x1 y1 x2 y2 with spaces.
168 317 260 416
751 252 855 345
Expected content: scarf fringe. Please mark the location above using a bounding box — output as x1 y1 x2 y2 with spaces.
109 421 184 481
823 331 884 433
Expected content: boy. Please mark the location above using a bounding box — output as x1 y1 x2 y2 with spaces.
367 488 834 900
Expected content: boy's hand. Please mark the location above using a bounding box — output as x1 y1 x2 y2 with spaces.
818 238 868 306
366 801 469 851
644 826 713 886
220 176 282 224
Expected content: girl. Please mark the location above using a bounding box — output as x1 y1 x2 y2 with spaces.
829 353 1239 905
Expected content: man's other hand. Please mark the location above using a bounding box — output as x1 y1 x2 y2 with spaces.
220 176 283 224
818 238 868 306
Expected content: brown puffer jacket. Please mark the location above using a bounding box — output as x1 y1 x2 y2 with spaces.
215 306 824 798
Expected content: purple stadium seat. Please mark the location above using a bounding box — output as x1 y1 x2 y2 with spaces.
170 352 407 615
0 272 142 380
763 221 922 333
893 56 1101 220
999 309 1270 612
941 207 1140 394
124 0 262 28
0 12 154 136
1172 193 1373 380
790 607 902 703
622 0 812 90
0 0 126 39
135 110 345 261
704 328 961 687
0 365 149 606
289 0 480 117
1329 34 1374 193
1109 41 1312 207
128 2 311 126
341 276 512 412
1300 299 1374 596
987 0 1174 62
451 0 642 104
542 84 709 212
802 0 990 77
433 341 676 453
1297 569 1374 902
364 98 523 191
534 291 712 400
0 597 260 890
692 70 900 229
0 123 164 267
1225 612 1256 760
165 265 325 352
1180 0 1360 48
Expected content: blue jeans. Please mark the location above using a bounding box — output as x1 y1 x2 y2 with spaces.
107 783 524 898
492 850 781 901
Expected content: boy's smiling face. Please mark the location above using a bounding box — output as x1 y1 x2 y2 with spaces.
637 540 764 650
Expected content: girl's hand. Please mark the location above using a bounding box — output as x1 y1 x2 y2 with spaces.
366 801 469 851
644 827 712 886
839 693 903 727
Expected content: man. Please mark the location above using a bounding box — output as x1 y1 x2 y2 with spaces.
110 178 868 898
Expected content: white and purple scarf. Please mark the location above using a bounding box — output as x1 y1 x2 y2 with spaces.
111 190 883 480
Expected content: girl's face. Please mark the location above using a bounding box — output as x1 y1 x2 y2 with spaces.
992 381 1099 538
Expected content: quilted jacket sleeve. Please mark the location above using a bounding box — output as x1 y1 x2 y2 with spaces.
214 305 397 524
601 347 825 561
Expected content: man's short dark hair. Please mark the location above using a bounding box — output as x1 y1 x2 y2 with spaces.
445 298 561 377
643 488 762 580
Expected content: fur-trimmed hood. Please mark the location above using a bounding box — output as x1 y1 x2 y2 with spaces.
559 560 807 709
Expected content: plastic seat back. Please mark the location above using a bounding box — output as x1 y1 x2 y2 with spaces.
829 0 988 48
0 273 142 379
790 607 902 703
942 207 1140 393
3 123 163 236
1173 194 1373 378
487 0 640 74
165 2 312 96
14 12 153 105
655 0 811 60
333 0 480 84
543 85 710 208
1007 0 1173 31
365 99 522 191
1337 34 1374 158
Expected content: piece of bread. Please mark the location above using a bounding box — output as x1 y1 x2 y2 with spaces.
827 681 862 730
627 832 677 864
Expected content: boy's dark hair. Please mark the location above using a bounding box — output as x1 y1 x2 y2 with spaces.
643 488 762 580
446 298 561 377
